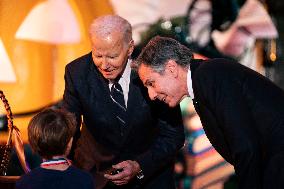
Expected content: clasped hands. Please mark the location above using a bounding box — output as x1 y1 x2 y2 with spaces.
104 160 141 185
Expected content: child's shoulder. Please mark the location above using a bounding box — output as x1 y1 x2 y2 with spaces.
66 166 94 188
15 167 43 188
67 166 92 178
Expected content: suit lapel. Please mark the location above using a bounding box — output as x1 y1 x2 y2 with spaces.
118 71 146 145
190 59 202 80
190 59 203 113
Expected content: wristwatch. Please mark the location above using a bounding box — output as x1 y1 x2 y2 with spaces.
136 169 144 179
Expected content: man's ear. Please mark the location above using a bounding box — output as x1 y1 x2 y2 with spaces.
165 60 178 77
127 39 134 56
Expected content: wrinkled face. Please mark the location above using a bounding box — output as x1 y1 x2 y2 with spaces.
138 63 186 107
91 32 133 80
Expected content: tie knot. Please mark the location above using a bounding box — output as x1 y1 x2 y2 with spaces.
111 82 123 95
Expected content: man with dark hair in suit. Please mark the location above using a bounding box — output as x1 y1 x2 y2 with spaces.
63 16 184 189
133 36 284 189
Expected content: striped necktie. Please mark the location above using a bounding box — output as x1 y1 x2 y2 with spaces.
110 82 127 135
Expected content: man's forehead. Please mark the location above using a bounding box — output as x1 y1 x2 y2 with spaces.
138 64 151 75
138 64 155 83
91 34 124 51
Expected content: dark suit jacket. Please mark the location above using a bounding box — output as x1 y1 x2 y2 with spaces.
63 52 185 189
190 58 284 189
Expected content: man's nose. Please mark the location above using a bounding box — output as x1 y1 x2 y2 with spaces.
100 58 109 69
148 88 157 100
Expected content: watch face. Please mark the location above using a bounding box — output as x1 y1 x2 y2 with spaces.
136 170 144 179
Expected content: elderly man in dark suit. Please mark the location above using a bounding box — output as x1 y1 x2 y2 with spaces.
63 16 184 189
134 36 284 189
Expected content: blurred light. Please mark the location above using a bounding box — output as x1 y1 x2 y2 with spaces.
0 39 17 83
185 36 192 43
269 39 277 62
270 53 276 62
0 114 8 132
174 26 182 33
161 21 172 30
15 0 81 44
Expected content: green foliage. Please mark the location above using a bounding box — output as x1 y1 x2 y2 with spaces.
138 16 189 48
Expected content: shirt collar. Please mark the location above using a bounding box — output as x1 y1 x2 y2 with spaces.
187 67 195 99
120 59 131 82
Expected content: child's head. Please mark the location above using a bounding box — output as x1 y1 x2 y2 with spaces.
28 108 76 160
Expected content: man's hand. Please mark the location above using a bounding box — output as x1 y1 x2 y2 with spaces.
104 160 141 185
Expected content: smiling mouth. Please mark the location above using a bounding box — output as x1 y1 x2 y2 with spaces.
101 69 115 74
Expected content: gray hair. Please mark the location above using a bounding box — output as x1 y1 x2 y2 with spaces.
89 15 132 44
133 36 193 73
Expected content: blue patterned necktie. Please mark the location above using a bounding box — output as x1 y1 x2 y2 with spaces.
110 82 127 135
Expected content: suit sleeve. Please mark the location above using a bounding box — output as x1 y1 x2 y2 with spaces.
63 64 83 155
135 103 185 179
195 68 262 189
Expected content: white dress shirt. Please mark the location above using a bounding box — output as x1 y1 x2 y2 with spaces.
187 67 195 99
